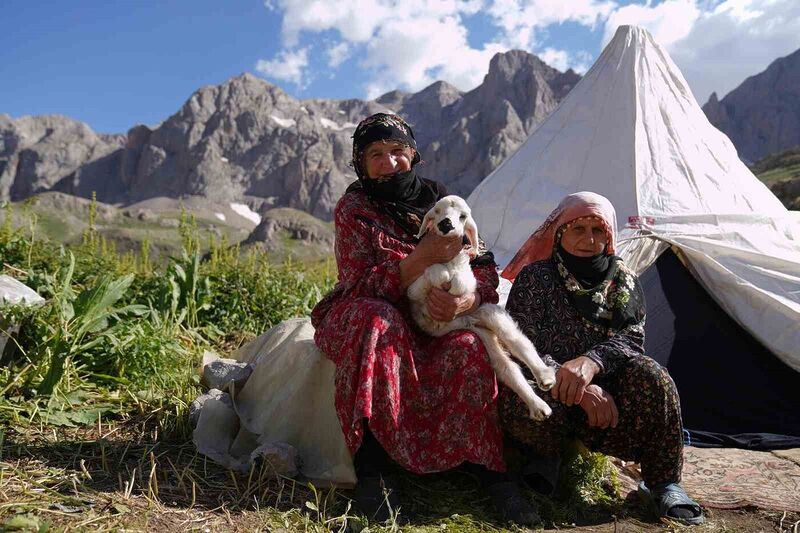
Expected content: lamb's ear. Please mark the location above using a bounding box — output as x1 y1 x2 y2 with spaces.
416 208 436 239
465 216 479 259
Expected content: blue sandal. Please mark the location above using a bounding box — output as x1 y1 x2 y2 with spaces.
638 481 704 525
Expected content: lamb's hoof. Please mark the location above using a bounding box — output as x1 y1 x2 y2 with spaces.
536 367 557 391
527 402 552 421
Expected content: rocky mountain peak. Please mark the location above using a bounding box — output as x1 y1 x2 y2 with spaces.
703 46 800 162
1 49 582 220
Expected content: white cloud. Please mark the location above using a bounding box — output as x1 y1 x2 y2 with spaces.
257 0 800 107
602 0 700 47
538 48 593 74
488 0 618 49
670 0 800 102
261 0 510 97
255 47 310 87
601 0 800 103
326 42 351 68
258 0 611 98
362 14 507 98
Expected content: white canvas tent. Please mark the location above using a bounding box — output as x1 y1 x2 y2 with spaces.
468 25 800 375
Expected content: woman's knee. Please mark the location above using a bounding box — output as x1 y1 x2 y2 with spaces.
624 357 675 390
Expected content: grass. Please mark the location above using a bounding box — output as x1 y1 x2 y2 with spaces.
2 197 795 532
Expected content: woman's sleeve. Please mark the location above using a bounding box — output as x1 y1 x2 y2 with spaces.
472 259 500 305
505 266 561 369
585 321 645 375
332 196 406 303
584 274 646 375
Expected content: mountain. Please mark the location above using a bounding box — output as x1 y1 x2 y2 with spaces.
0 50 579 220
0 115 125 201
703 47 800 163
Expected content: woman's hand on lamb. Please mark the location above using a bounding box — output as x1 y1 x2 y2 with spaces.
414 232 464 265
579 384 619 429
426 287 480 321
400 232 464 288
551 355 601 406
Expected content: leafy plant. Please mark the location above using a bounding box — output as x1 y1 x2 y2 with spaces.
25 253 148 394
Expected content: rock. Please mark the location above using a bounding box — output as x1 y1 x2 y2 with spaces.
243 207 334 251
159 218 180 228
202 357 253 391
188 388 233 428
0 50 581 218
0 114 125 201
703 47 800 163
136 209 154 221
26 191 118 222
250 442 299 477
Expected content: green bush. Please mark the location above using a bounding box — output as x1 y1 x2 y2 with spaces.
0 200 333 434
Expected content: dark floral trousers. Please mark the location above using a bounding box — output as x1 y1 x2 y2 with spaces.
499 356 683 486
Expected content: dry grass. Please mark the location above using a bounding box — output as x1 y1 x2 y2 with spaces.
3 418 798 532
0 418 359 532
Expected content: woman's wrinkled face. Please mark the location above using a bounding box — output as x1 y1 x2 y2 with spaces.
363 141 415 180
560 217 608 257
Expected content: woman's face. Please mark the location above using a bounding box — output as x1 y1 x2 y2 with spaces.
363 141 415 180
560 218 608 257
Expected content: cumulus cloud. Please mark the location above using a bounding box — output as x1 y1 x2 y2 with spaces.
255 48 310 87
326 42 351 68
362 14 507 98
669 0 800 102
538 48 593 74
257 0 616 97
256 0 800 104
489 0 617 49
601 0 800 103
602 0 700 48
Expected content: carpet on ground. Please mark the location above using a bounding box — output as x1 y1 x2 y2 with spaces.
612 447 800 511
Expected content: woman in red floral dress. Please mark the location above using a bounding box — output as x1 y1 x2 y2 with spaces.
311 113 536 525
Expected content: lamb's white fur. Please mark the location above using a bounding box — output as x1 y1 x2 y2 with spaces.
407 195 556 420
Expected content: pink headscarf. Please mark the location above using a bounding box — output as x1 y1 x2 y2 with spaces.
502 191 618 281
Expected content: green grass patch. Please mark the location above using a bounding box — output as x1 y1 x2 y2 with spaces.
0 196 710 531
756 163 800 185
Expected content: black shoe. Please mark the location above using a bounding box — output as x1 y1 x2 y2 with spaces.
486 480 540 527
352 473 402 524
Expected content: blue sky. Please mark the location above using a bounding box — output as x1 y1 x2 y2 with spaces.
2 0 798 134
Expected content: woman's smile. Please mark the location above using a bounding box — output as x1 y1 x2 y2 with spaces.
364 140 414 179
560 218 608 257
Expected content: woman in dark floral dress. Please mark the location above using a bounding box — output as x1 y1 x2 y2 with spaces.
311 113 537 525
499 192 704 525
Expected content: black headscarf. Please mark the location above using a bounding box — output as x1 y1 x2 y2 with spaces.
552 220 645 334
346 113 444 238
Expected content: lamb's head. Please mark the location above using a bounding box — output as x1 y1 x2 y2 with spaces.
416 195 479 259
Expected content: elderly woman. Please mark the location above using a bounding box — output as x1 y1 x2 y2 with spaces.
499 192 704 525
310 113 536 525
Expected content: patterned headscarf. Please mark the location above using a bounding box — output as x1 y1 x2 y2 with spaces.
346 113 444 239
502 192 618 280
351 113 420 180
504 192 643 335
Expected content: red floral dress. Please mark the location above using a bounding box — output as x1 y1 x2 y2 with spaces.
311 190 505 474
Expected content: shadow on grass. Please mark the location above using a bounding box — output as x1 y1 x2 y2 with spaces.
0 424 653 531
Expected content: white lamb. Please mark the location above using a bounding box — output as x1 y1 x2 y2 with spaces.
407 195 556 420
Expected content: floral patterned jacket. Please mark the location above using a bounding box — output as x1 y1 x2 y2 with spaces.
311 190 499 326
506 259 646 376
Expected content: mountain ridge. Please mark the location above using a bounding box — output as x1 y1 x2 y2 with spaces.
1 50 579 220
702 47 800 163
